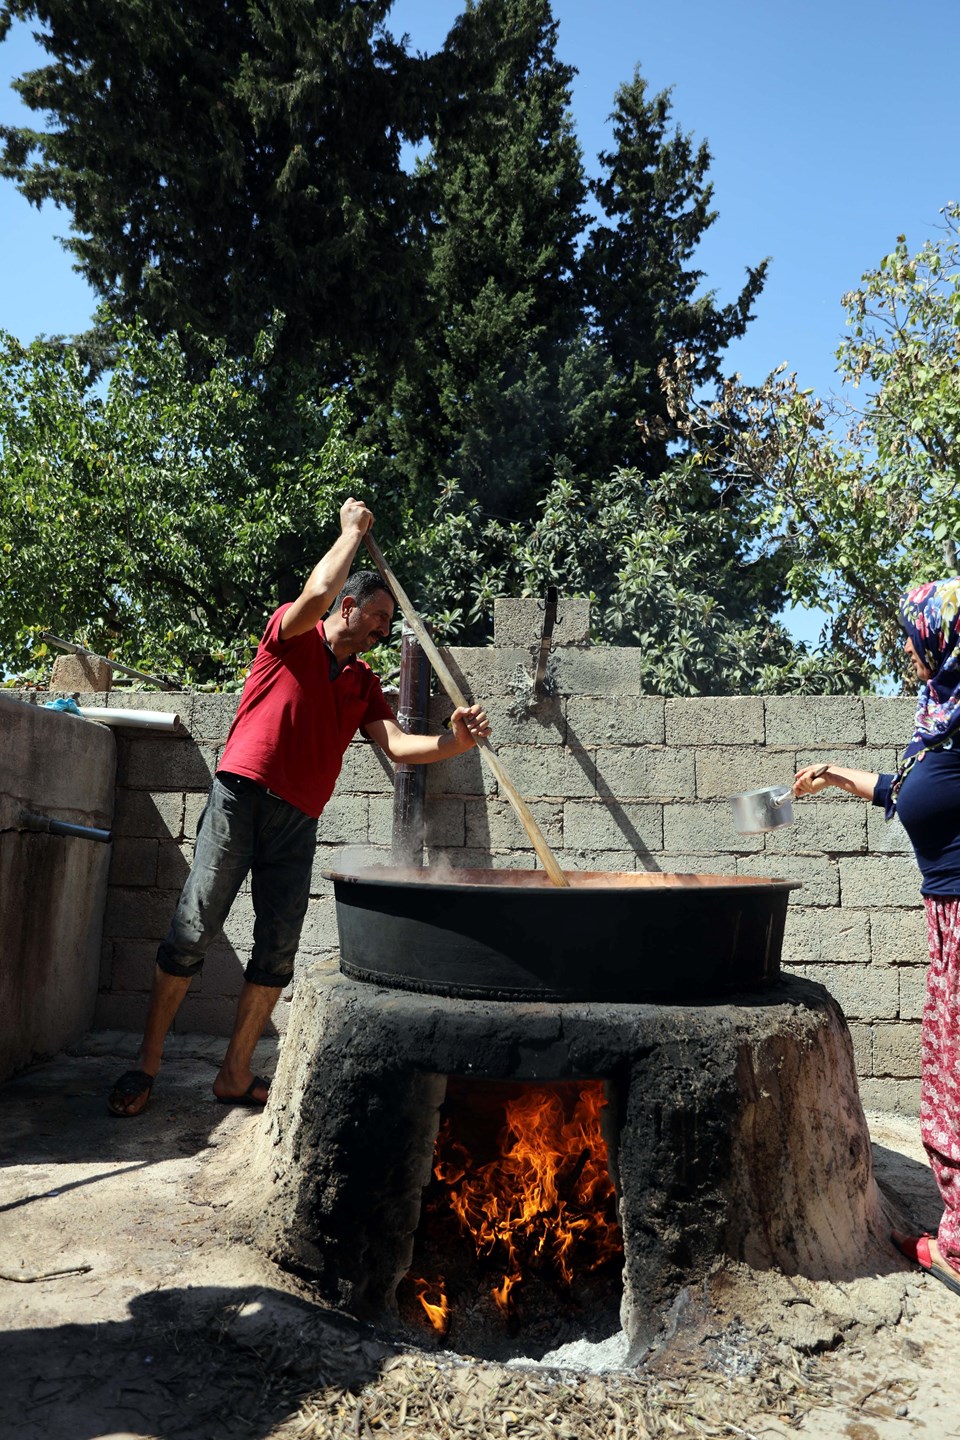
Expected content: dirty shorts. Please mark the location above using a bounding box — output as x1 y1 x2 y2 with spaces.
157 771 318 988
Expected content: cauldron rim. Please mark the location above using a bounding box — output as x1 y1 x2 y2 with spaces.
321 865 802 896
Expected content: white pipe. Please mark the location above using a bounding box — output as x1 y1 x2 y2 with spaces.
77 707 180 730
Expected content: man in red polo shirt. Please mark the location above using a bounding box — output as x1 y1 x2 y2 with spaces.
108 497 489 1116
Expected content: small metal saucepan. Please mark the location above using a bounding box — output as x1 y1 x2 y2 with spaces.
730 784 796 835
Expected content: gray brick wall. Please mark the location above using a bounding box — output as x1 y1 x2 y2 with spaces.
11 598 933 1112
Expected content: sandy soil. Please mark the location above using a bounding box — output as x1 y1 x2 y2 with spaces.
2 1033 960 1440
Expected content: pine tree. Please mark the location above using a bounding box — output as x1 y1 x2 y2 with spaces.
378 0 587 521
0 0 426 376
578 70 768 476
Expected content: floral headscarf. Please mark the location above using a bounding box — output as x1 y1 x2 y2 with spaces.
888 577 960 811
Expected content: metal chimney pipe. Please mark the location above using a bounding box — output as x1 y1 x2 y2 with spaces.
391 620 431 867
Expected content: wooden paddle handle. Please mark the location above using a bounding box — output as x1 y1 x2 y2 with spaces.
362 533 569 887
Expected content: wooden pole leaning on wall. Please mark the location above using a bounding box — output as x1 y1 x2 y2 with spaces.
362 533 570 888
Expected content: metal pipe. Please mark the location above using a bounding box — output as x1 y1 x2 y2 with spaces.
41 631 181 691
77 707 180 730
392 621 431 866
19 809 112 844
533 586 558 696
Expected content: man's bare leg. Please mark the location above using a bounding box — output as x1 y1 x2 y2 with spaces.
108 966 192 1116
212 980 282 1104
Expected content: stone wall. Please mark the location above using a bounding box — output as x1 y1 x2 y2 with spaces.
8 597 927 1112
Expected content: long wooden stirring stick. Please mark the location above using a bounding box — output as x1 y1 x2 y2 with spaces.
363 533 570 888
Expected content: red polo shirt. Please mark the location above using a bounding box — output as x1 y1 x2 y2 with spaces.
218 606 395 818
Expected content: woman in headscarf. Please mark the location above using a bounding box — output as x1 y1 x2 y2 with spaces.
795 576 960 1296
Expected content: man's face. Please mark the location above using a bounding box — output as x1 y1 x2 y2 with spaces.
343 590 395 651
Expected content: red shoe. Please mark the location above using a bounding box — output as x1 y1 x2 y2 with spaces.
891 1230 960 1297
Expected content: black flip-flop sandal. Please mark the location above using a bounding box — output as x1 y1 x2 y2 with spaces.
215 1075 270 1107
107 1068 155 1117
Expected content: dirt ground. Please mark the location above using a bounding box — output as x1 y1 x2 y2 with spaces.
2 1032 960 1440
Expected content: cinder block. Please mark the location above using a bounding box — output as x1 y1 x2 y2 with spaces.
737 855 840 906
463 696 565 747
899 968 928 1022
221 893 257 950
493 745 596 800
867 808 912 855
120 737 217 791
157 840 192 890
200 944 247 997
420 796 466 847
318 795 368 845
299 897 340 951
838 857 921 908
565 696 665 746
794 748 899 796
792 963 899 1021
765 803 867 855
697 748 793 799
174 995 237 1037
780 908 870 967
847 1022 874 1077
112 788 184 840
189 694 243 742
859 1077 921 1116
563 801 663 853
50 653 112 691
367 794 397 846
103 887 178 940
551 648 643 697
658 854 738 876
863 697 919 746
185 790 212 838
427 746 495 797
869 909 929 968
108 837 159 888
664 803 763 854
764 697 864 746
338 739 395 793
465 799 559 850
92 993 154 1032
423 847 531 870
595 747 695 801
666 698 765 746
443 646 542 699
493 595 591 648
873 1022 923 1078
108 940 158 994
555 851 639 873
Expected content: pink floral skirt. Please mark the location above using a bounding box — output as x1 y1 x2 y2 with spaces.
921 896 960 1266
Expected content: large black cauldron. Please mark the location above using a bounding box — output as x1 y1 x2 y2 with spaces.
324 868 800 1002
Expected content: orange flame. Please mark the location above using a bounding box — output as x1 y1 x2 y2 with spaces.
433 1081 622 1316
412 1276 450 1336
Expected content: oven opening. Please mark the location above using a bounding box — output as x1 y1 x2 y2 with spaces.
397 1075 625 1360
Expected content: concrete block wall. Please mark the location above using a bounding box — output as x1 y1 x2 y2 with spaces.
9 598 929 1113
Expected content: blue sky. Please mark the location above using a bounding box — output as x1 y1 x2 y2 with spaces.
2 1 958 644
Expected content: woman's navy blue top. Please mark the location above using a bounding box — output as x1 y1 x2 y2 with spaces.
874 745 960 895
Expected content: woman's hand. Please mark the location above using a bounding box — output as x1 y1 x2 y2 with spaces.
793 763 833 796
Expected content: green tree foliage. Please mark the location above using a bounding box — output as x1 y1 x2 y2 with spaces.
578 71 767 477
397 464 842 696
0 314 368 686
0 0 426 377
662 204 960 688
378 0 586 520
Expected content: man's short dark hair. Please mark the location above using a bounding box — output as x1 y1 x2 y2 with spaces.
330 569 394 613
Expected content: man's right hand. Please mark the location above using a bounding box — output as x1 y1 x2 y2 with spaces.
340 496 373 537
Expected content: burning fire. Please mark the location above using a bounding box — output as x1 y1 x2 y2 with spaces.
411 1080 622 1333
